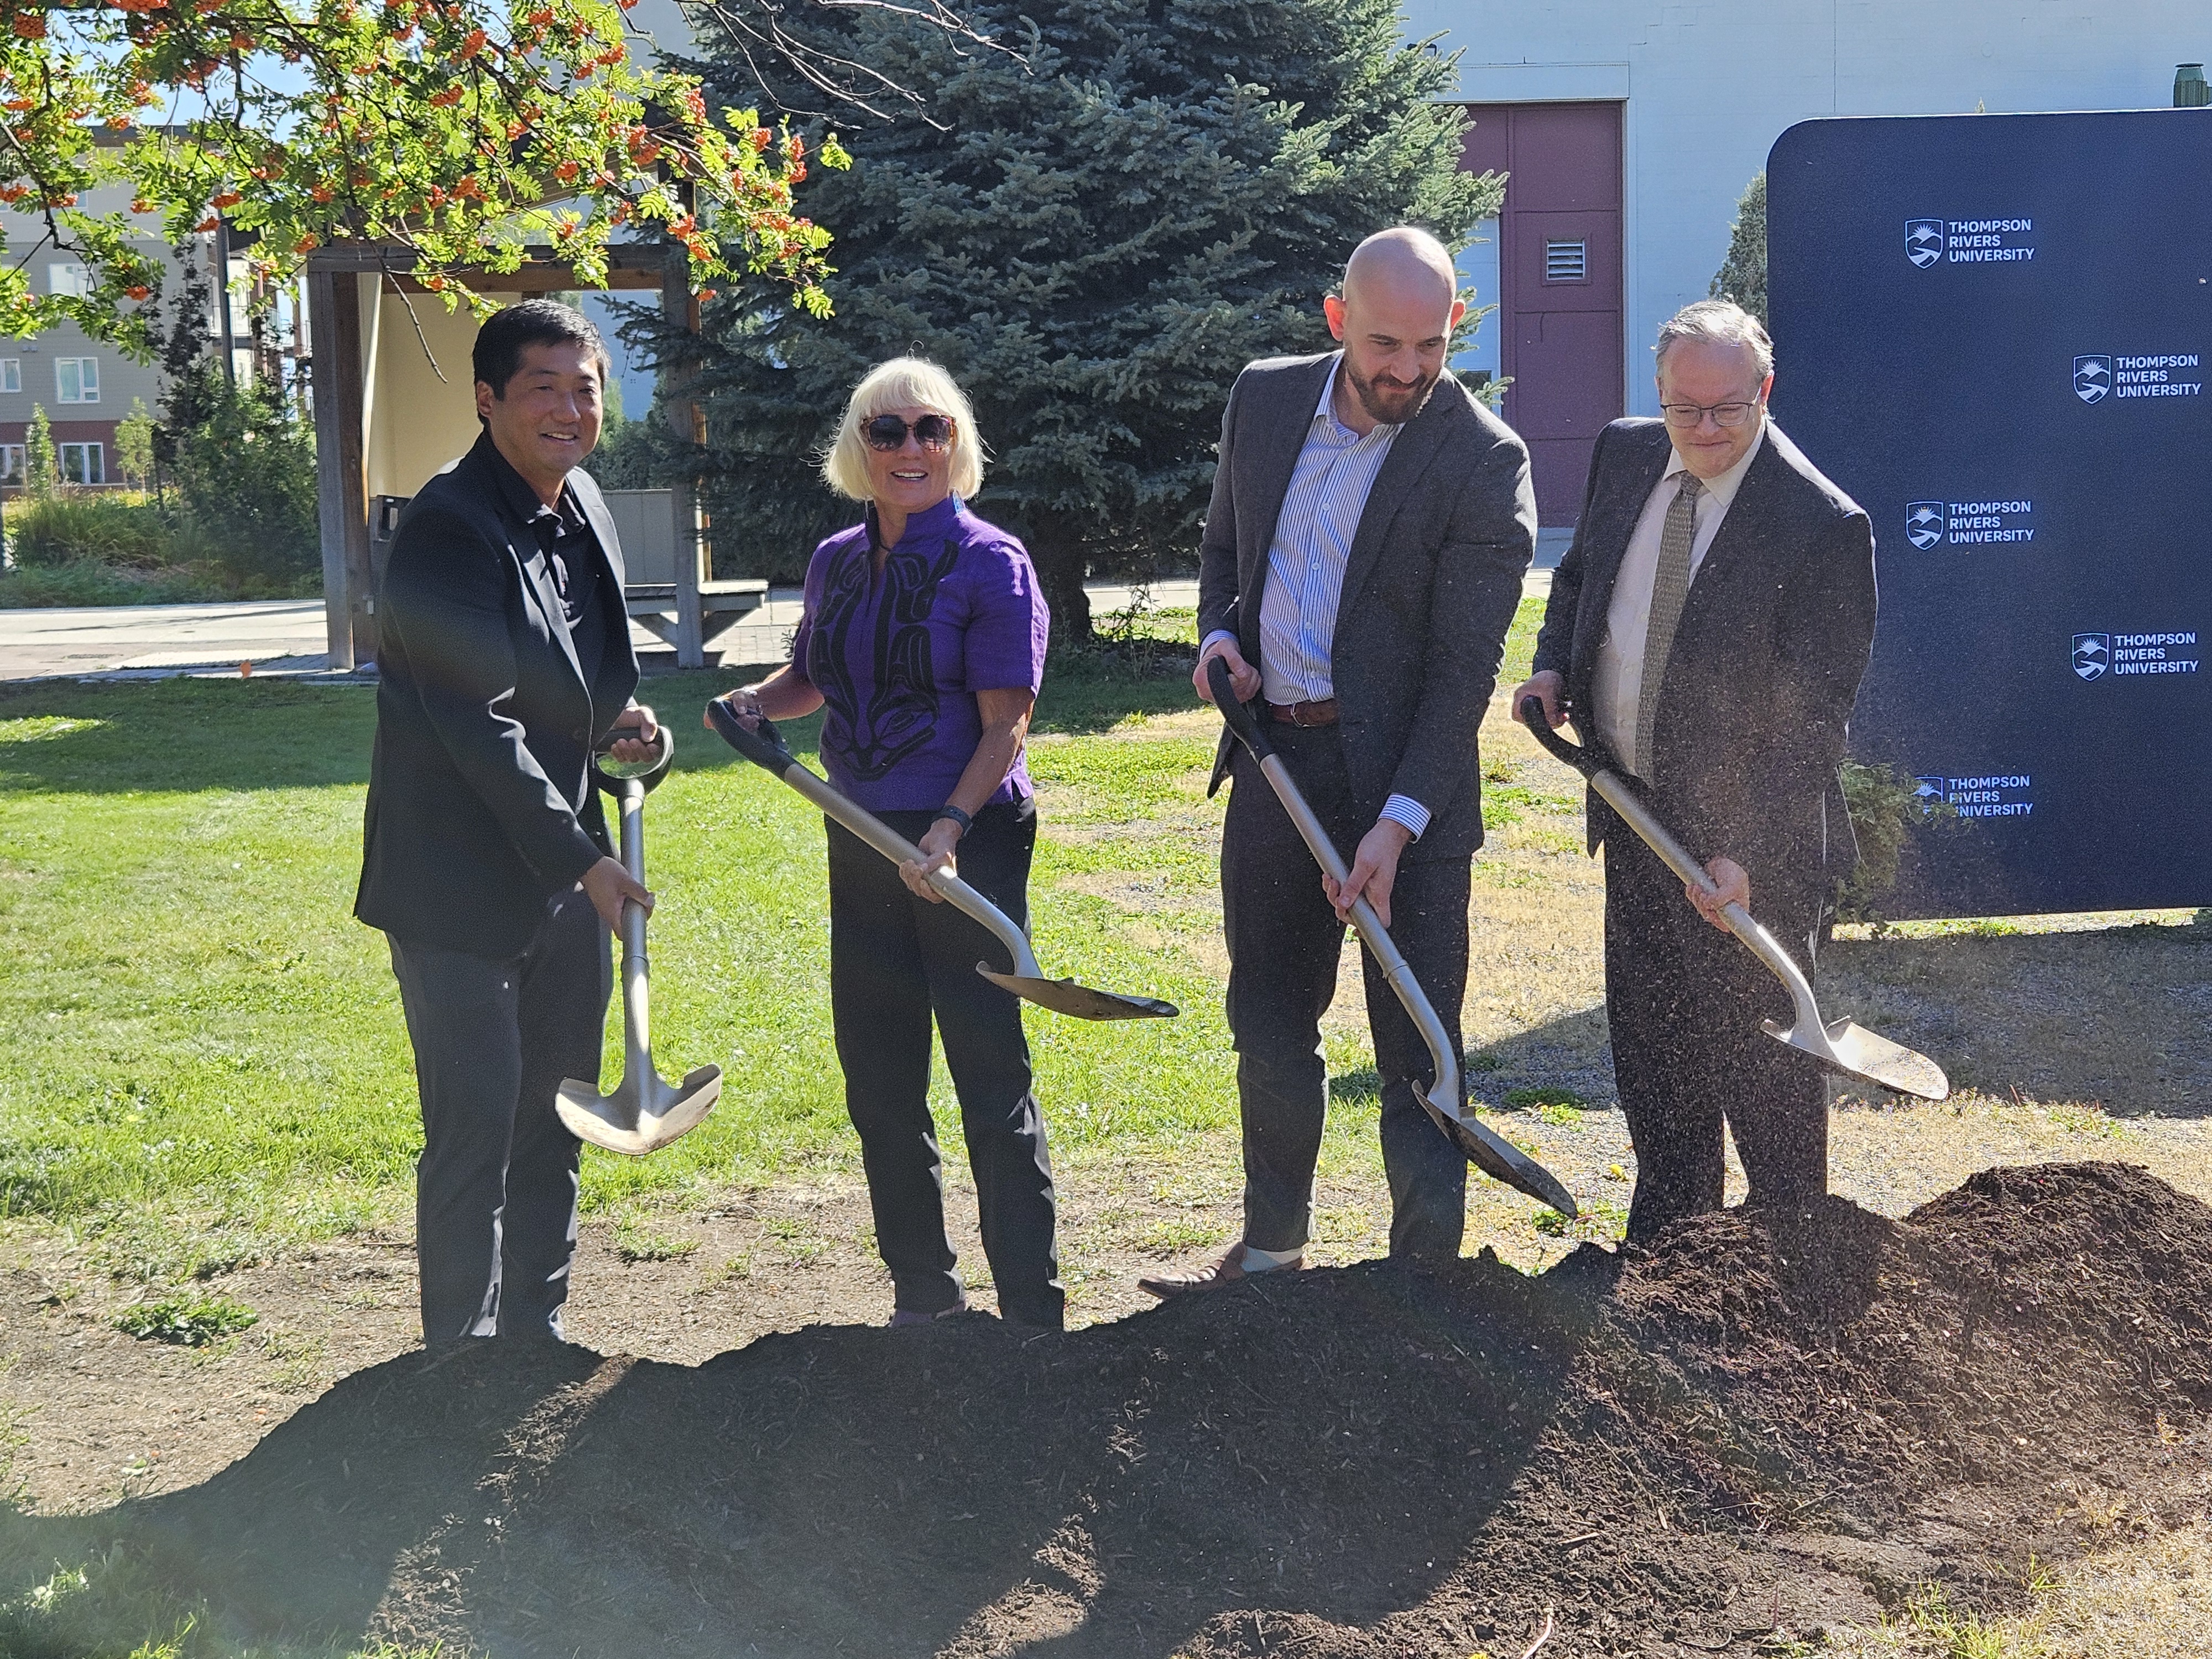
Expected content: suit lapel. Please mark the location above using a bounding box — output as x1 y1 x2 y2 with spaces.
1577 426 1673 651
1337 385 1457 616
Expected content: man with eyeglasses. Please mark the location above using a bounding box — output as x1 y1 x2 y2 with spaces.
1511 298 1876 1242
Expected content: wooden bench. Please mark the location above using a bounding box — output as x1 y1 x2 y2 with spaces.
368 487 764 670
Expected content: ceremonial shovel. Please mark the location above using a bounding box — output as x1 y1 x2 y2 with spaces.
554 728 725 1155
707 698 1178 1021
1517 697 1949 1102
1207 658 1578 1217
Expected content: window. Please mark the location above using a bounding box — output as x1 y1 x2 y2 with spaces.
48 262 91 298
1544 239 1589 283
55 357 97 403
0 444 22 485
0 360 18 394
58 441 102 484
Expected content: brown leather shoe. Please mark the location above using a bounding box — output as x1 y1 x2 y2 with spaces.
1137 1241 1303 1300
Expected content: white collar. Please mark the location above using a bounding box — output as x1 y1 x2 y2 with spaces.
1313 352 1401 438
1664 418 1765 509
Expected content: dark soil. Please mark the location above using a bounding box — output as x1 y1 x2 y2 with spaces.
8 1161 2212 1657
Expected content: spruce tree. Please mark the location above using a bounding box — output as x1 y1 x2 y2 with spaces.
663 0 1500 637
1710 172 1768 328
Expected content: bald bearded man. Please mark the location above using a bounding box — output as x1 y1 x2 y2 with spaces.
1140 228 1537 1296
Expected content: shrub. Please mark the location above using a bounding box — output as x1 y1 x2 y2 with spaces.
1835 760 1961 924
7 493 173 569
166 366 319 588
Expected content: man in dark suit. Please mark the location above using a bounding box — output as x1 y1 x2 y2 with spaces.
1513 298 1877 1243
1140 227 1536 1296
357 300 660 1342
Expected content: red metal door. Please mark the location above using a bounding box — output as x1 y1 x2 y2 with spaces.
1460 102 1625 525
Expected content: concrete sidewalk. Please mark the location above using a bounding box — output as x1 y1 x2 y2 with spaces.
0 562 1561 684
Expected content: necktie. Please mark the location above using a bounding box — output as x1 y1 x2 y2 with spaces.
1633 472 1703 780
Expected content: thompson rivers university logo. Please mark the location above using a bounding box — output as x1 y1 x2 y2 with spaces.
1915 774 2034 819
2071 632 2200 681
2073 353 2202 403
1906 500 2033 550
1905 216 2036 267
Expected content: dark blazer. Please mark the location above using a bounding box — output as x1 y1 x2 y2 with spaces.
1531 417 1877 898
1197 353 1537 862
356 434 640 957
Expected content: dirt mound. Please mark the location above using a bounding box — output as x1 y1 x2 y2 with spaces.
10 1161 2212 1657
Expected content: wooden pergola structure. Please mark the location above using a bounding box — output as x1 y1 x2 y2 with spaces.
306 239 724 670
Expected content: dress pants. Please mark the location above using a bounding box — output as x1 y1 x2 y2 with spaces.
1221 727 1471 1260
387 886 611 1342
1602 825 1829 1242
826 799 1063 1328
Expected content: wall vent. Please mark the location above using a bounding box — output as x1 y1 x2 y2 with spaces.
1545 239 1589 283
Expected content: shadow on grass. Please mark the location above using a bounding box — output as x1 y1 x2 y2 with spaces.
0 1259 1605 1658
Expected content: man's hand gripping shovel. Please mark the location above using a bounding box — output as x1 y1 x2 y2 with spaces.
555 728 725 1155
1516 697 1948 1102
706 698 1177 1021
1207 658 1578 1217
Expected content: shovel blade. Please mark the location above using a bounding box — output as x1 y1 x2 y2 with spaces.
1763 1016 1950 1102
977 966 1178 1021
1419 1092 1580 1218
555 1064 724 1156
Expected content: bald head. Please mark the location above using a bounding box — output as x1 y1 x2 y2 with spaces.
1323 226 1466 430
1342 226 1458 316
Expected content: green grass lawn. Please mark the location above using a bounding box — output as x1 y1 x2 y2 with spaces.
0 606 1545 1269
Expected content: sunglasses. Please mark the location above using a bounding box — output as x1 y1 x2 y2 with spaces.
863 413 955 452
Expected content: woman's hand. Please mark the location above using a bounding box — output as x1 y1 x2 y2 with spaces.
900 817 962 901
705 685 765 732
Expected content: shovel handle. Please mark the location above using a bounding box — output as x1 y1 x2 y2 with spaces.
706 697 799 774
1206 654 1274 759
705 695 1047 983
1516 697 1825 1035
592 722 674 795
1517 695 1602 778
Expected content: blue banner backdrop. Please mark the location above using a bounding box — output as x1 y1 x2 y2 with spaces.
1768 111 2212 919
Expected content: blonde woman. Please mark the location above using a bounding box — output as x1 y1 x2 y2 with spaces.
709 357 1058 1328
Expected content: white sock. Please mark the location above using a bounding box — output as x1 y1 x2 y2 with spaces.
1240 1241 1303 1272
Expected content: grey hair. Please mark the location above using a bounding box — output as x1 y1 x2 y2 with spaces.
1653 299 1774 379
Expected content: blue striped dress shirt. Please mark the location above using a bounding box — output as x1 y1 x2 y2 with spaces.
1204 356 1431 838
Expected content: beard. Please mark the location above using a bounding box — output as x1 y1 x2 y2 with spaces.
1343 357 1438 426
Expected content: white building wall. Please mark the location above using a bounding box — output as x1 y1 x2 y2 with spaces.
1402 0 2209 413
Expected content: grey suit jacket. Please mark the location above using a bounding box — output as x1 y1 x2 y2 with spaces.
1531 416 1877 897
1196 353 1537 862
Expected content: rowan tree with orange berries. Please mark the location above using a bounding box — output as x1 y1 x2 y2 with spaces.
0 0 846 352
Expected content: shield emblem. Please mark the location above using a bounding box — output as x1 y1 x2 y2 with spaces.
1905 502 1945 550
1905 219 1944 269
2072 633 2109 680
1913 776 1947 815
2074 355 2111 403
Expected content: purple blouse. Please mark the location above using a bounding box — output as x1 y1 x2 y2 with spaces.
790 495 1050 812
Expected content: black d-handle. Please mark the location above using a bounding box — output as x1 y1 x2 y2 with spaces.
705 695 799 775
1517 695 1603 779
592 722 675 795
1206 654 1274 760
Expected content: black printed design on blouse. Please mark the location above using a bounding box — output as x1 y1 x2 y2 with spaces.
808 532 963 783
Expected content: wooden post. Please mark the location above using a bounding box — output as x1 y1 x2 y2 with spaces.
660 246 705 670
309 265 374 669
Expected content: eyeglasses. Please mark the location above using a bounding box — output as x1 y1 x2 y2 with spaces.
1659 398 1762 430
863 413 955 452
